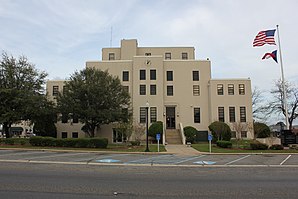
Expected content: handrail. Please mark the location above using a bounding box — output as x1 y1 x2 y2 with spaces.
179 123 186 145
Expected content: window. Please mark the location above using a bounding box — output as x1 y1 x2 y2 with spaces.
63 85 67 95
165 52 171 60
145 53 151 56
150 107 157 123
108 53 115 60
239 84 245 95
193 85 200 96
140 70 146 80
182 52 188 60
231 131 236 138
140 107 147 123
52 86 59 96
167 71 173 81
62 132 67 139
193 71 199 81
194 108 200 123
167 85 173 96
240 107 246 122
62 113 68 123
72 132 78 138
150 69 156 80
123 86 129 93
72 113 78 123
150 85 156 95
229 107 236 123
228 84 234 95
218 107 225 122
241 131 247 138
140 85 146 95
122 71 129 81
113 129 127 143
217 84 224 95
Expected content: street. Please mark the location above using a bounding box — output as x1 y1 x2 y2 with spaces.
0 162 298 198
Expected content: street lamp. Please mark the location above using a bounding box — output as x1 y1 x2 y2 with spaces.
145 101 150 152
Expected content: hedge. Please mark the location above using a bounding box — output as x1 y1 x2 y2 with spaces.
250 141 268 150
29 136 108 148
269 144 284 150
216 140 232 148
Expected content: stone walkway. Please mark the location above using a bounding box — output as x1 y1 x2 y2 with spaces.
165 144 201 156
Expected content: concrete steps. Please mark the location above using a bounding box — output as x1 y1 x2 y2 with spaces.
166 129 182 144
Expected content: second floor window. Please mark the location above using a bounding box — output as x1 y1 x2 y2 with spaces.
229 107 235 123
218 107 225 122
140 85 146 95
167 85 173 96
150 69 156 80
108 53 115 60
122 71 129 81
53 86 59 96
167 71 173 81
150 107 157 123
193 85 200 96
182 52 188 60
240 107 246 122
165 52 171 60
193 71 199 81
140 70 146 80
140 107 146 123
150 85 156 95
217 84 224 95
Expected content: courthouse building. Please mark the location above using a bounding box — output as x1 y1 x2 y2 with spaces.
46 39 254 144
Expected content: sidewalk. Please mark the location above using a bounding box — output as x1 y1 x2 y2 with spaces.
165 144 201 156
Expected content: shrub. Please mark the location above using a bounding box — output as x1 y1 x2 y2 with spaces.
250 141 268 150
269 144 284 150
183 126 197 143
29 137 108 149
254 122 270 138
130 141 141 146
208 121 232 142
148 121 163 141
4 138 15 145
216 140 232 148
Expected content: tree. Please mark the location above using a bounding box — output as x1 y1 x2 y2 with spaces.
148 121 163 142
232 121 253 148
252 86 268 121
0 52 47 138
268 80 298 130
57 67 131 137
254 122 270 138
208 121 231 142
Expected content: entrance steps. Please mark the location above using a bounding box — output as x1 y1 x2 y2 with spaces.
166 129 182 144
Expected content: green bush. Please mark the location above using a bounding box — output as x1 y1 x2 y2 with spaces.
4 138 15 145
208 121 231 142
148 121 163 142
269 144 284 150
29 137 108 149
216 140 232 148
254 122 270 138
130 141 141 146
183 126 197 143
250 141 268 150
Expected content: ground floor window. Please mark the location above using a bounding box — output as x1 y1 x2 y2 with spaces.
72 132 78 138
62 132 68 138
241 131 247 138
113 129 127 143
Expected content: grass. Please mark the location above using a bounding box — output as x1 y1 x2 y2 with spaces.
192 140 298 153
0 141 166 153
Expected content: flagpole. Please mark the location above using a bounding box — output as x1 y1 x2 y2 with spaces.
276 25 290 130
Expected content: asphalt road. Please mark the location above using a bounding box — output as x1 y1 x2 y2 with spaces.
0 162 298 199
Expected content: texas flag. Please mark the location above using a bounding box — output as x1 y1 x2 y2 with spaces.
262 50 278 63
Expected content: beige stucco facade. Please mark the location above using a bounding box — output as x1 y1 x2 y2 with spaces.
47 39 254 142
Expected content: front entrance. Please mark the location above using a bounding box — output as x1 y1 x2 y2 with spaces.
166 107 176 129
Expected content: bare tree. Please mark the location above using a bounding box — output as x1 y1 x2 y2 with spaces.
232 122 253 148
252 86 268 121
268 80 298 130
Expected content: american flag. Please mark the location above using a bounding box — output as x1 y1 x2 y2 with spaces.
253 29 276 47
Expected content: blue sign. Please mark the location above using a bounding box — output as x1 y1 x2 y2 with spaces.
208 134 213 141
156 133 161 141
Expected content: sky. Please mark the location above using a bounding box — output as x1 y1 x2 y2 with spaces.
1 0 297 123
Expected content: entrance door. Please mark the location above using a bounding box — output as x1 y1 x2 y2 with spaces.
166 107 176 129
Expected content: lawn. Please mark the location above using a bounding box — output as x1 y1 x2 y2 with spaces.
192 140 298 153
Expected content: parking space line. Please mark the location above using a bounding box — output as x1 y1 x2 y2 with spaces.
174 155 206 165
225 155 251 165
124 155 173 164
280 155 292 165
27 152 86 160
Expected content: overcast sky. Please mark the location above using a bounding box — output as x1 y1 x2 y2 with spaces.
1 0 297 122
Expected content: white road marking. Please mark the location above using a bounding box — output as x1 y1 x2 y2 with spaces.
125 155 173 164
175 155 206 164
280 155 292 165
225 155 251 165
